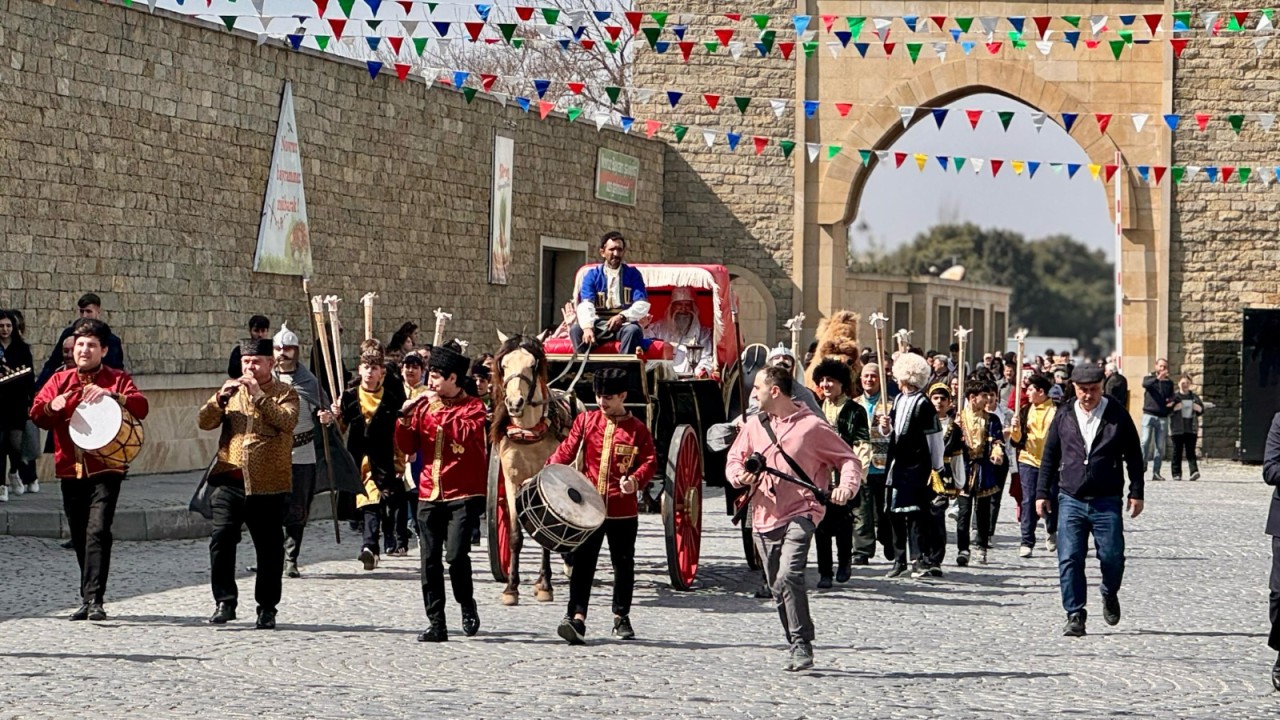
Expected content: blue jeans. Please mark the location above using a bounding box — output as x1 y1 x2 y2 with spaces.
569 320 643 354
1141 414 1168 476
1056 493 1126 615
1018 463 1057 547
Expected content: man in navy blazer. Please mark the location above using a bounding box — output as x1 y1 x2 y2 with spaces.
1260 412 1280 690
1037 363 1145 637
571 231 649 355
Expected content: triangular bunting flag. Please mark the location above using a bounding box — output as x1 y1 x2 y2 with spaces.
898 106 915 127
1195 114 1210 131
1132 114 1148 132
770 99 787 118
1030 111 1047 131
1067 163 1081 178
1096 113 1112 133
673 124 689 142
806 143 821 163
1228 114 1245 134
932 108 948 128
538 101 554 120
1061 112 1078 132
965 109 983 128
644 120 661 139
702 129 717 148
753 136 769 155
828 145 843 160
779 140 796 158
997 111 1014 130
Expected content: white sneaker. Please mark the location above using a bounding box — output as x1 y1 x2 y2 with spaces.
0 484 8 502
26 480 38 494
1045 533 1057 552
1018 545 1033 558
946 504 959 520
9 476 24 495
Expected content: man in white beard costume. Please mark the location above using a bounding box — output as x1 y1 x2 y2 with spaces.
647 288 714 378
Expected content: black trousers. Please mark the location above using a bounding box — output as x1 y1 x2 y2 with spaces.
380 487 412 552
815 504 853 577
567 516 638 619
283 463 316 563
956 494 993 552
61 474 123 603
418 497 482 624
361 503 382 554
1270 536 1280 653
1171 433 1200 478
890 508 932 568
853 473 892 561
210 484 287 611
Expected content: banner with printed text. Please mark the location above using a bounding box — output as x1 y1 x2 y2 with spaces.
253 81 313 277
595 148 640 206
489 134 514 285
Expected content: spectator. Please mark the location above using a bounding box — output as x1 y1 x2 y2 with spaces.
1141 358 1176 482
0 310 35 502
1169 374 1204 482
1104 361 1130 410
228 315 271 379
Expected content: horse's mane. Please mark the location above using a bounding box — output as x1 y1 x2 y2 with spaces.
489 334 551 444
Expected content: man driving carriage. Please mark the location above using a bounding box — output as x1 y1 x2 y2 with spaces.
570 231 649 355
646 287 714 378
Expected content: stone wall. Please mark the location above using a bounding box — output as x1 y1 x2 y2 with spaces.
0 0 664 377
631 0 798 336
1169 0 1280 458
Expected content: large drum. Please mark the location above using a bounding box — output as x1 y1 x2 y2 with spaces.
516 464 606 553
69 395 144 469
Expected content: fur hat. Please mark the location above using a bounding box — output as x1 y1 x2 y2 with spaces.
239 338 273 357
593 367 629 396
806 311 862 388
359 338 385 368
811 357 852 391
429 345 470 379
893 352 931 390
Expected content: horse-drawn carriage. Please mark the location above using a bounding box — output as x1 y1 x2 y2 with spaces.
486 263 751 592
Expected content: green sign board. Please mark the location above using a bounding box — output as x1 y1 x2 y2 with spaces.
595 148 640 206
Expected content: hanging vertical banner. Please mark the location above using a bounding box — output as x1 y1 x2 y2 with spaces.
253 81 313 277
595 147 640 206
489 134 515 285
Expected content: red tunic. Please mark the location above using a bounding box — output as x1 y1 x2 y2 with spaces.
395 393 487 502
547 410 657 518
30 365 149 480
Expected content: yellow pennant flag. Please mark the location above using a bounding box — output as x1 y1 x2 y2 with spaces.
1089 163 1101 180
1011 160 1025 176
914 153 928 171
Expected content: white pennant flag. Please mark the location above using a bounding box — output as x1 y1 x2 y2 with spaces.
1035 40 1053 56
492 92 508 107
729 41 745 60
1201 12 1219 32
401 20 419 37
1131 114 1149 132
702 129 717 148
537 26 556 38
257 33 269 46
146 0 157 12
806 143 821 162
875 150 891 164
1186 165 1202 181
873 17 892 41
970 158 985 174
1030 111 1047 131
1263 169 1276 186
1050 163 1064 174
826 41 841 58
979 16 998 38
1259 14 1274 32
898 106 915 127
1254 36 1271 55
770 99 788 118
1090 15 1108 35
634 88 655 103
421 67 437 88
594 112 609 131
1259 113 1276 131
932 41 947 62
566 9 587 26
800 30 817 42
251 0 265 16
1043 30 1054 41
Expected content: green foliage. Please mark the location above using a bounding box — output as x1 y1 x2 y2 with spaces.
854 223 1113 353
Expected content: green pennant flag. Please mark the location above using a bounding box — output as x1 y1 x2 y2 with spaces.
1012 39 1026 49
803 41 818 57
1227 15 1244 32
734 96 751 113
779 140 796 158
413 37 428 56
1266 9 1275 23
1173 12 1191 28
847 16 865 35
541 8 560 24
827 145 842 160
1119 30 1133 44
1228 114 1245 133
953 156 966 172
122 0 132 6
605 86 621 104
315 35 331 50
673 125 688 142
426 2 436 13
650 12 668 28
1061 15 1081 28
367 20 381 31
954 17 973 32
997 111 1014 130
512 38 524 49
642 27 662 48
1239 166 1253 183
462 87 478 103
759 30 776 53
338 0 354 17
498 23 516 42
1108 40 1124 59
752 14 770 30
906 43 921 63
1008 31 1022 43
1171 166 1185 184
603 40 618 52
221 16 237 30
704 42 719 53
566 106 582 122
858 149 872 166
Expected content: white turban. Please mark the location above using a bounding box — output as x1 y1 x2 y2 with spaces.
273 322 300 348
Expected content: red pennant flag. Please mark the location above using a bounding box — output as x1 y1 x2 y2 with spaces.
930 15 947 31
538 101 554 120
1084 39 1100 49
894 152 907 168
387 36 403 54
579 39 595 50
1232 11 1250 28
1195 113 1210 131
965 109 983 128
1095 113 1112 133
395 1 411 14
313 0 328 15
1033 16 1051 38
567 82 585 95
514 6 533 21
645 119 662 139
714 28 735 45
991 159 1004 176
985 41 1002 54
1153 166 1167 185
678 41 694 61
724 13 741 22
484 38 499 44
883 42 896 56
394 63 411 81
480 74 497 91
328 18 346 38
1221 166 1235 183
778 42 795 59
1143 13 1161 35
822 15 837 32
464 22 484 41
835 102 853 117
753 136 769 155
1104 164 1118 182
703 94 721 110
604 25 623 41
624 11 644 33
1170 39 1187 57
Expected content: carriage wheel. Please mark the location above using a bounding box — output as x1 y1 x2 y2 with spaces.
486 449 513 583
662 424 703 591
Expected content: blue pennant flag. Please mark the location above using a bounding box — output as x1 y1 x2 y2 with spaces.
1205 167 1219 183
804 100 819 118
1119 14 1135 25
834 31 851 47
432 21 451 37
936 155 949 170
1008 16 1025 33
951 28 962 41
366 36 381 51
593 11 611 22
557 39 571 50
961 41 975 54
365 0 381 16
1274 167 1280 184
1067 163 1081 178
1137 166 1150 182
903 15 918 31
367 61 382 79
533 79 551 98
932 108 948 128
756 42 770 56
667 90 683 107
1164 114 1180 130
672 25 687 40
727 132 742 151
654 41 670 53
1061 112 1078 132
475 4 491 21
452 70 469 87
572 26 587 40
793 15 811 36
620 116 634 132
853 42 869 57
287 34 303 50
1028 161 1040 178
1064 31 1080 48
1173 19 1189 31
516 97 531 112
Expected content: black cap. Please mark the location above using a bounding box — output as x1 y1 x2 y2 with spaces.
428 345 470 379
1070 364 1105 385
240 338 274 357
593 367 629 396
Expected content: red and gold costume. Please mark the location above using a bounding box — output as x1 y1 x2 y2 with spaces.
396 393 488 502
547 410 657 518
31 365 149 479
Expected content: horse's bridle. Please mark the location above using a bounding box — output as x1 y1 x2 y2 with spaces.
505 359 549 410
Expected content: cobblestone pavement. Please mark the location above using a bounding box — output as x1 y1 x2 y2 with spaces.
0 460 1276 718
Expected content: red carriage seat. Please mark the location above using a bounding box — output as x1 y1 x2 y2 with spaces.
543 337 674 360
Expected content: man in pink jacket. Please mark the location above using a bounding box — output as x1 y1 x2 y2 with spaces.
727 365 863 672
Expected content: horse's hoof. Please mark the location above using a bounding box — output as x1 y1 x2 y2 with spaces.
500 592 519 606
534 589 554 603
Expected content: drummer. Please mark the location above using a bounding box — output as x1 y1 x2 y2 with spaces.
646 287 714 378
546 367 656 645
30 318 149 623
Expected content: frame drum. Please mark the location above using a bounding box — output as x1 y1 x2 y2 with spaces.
516 464 606 553
69 396 144 469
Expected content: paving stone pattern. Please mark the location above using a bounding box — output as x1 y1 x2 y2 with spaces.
0 460 1276 718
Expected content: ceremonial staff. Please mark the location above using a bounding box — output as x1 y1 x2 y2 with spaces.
432 307 452 348
304 280 341 544
894 328 913 355
1012 328 1029 419
784 313 805 378
955 326 972 411
325 295 345 391
360 292 378 342
868 312 890 418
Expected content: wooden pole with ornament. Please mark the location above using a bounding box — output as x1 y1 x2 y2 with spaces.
868 312 890 417
432 307 452 348
360 292 378 342
954 326 972 411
